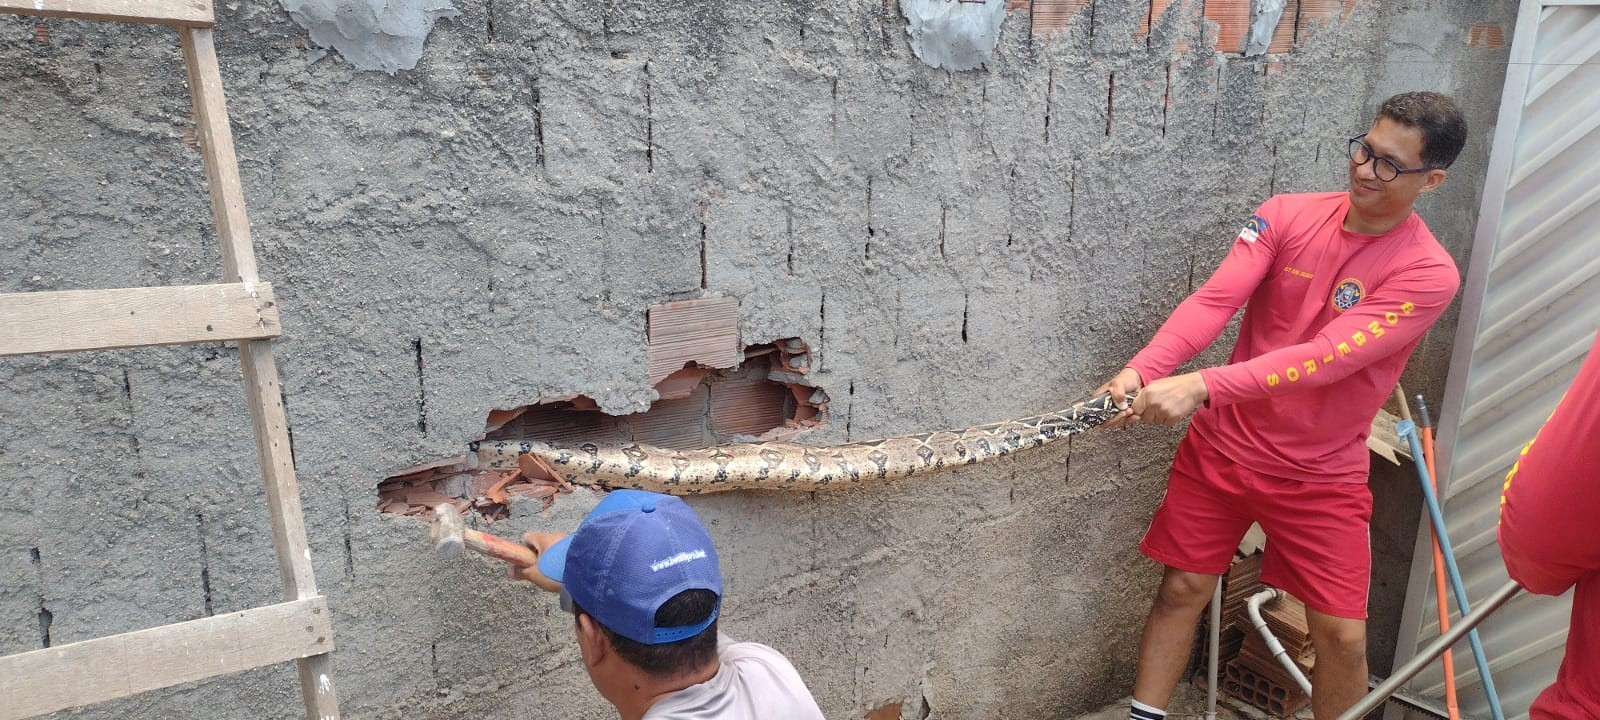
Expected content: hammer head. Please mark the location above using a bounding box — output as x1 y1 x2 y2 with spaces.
430 504 465 559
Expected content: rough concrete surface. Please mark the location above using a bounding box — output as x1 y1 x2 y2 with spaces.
0 0 1515 718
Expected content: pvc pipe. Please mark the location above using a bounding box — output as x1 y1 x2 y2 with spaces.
1337 580 1522 720
1207 579 1221 720
1414 393 1463 720
1246 588 1313 696
1398 419 1507 720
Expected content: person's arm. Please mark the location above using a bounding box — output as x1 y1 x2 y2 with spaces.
1098 202 1281 424
1194 257 1459 408
1125 201 1283 386
1497 331 1600 595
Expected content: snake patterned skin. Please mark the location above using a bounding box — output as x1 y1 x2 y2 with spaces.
469 390 1133 495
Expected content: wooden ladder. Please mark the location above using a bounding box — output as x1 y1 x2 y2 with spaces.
0 2 339 718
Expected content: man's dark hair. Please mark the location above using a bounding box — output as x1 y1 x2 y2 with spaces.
573 589 718 678
1378 92 1467 169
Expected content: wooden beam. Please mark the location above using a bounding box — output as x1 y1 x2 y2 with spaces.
0 282 279 357
235 339 343 719
0 0 212 26
180 25 342 719
0 597 333 720
182 27 256 282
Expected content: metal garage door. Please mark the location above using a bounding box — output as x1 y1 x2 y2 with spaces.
1390 2 1600 718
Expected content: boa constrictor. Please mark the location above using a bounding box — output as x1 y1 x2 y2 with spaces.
469 390 1133 495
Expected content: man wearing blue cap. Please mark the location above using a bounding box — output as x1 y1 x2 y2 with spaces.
514 489 825 720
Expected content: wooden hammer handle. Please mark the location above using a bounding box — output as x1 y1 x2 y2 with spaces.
465 529 539 568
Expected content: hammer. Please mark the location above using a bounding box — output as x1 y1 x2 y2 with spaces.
430 504 538 568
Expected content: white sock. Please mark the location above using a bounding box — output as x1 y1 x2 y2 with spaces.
1130 698 1167 720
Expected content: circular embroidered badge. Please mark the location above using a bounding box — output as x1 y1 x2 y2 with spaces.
1331 278 1365 312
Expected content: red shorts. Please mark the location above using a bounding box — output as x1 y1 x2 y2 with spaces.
1140 432 1374 619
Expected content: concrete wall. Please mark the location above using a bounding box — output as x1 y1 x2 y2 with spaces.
0 0 1514 717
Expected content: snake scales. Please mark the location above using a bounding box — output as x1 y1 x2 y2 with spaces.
469 390 1132 495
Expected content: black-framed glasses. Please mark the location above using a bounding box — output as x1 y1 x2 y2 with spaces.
1346 134 1435 182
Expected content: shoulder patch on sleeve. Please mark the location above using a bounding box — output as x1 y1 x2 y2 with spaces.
1238 214 1269 243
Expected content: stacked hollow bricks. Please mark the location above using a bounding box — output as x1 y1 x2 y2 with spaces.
1198 553 1316 718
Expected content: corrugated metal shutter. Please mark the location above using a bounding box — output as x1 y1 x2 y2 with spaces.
1391 2 1600 717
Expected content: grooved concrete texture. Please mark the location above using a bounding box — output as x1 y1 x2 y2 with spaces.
0 0 1516 717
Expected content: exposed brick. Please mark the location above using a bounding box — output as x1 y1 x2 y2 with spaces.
1204 0 1252 53
483 403 625 444
1030 0 1089 35
646 296 740 385
1267 0 1298 54
1466 23 1506 48
655 367 712 401
483 407 527 434
1296 0 1345 31
709 371 789 438
865 702 902 720
627 384 711 450
1141 0 1190 49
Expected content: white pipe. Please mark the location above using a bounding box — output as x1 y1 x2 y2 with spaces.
1247 588 1314 697
1206 579 1221 720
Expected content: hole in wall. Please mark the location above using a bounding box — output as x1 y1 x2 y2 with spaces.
375 338 827 521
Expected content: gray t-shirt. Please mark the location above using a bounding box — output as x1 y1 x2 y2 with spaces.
642 635 824 720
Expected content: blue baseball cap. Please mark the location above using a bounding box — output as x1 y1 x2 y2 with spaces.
538 490 723 645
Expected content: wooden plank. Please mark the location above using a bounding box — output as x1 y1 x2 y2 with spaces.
0 597 333 720
0 0 212 26
182 27 256 283
296 653 340 720
236 340 339 719
0 282 279 357
181 26 341 718
1367 407 1410 465
238 340 320 603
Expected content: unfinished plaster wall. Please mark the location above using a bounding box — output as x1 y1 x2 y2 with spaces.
0 1 1514 717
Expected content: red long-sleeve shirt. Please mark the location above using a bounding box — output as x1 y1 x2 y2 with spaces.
1498 331 1600 720
1128 192 1460 482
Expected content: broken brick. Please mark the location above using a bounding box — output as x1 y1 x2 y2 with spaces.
508 484 559 500
484 402 624 444
403 489 458 508
483 407 529 435
865 703 902 720
646 297 740 385
655 367 712 401
381 336 828 522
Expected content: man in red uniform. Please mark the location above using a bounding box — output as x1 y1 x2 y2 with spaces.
1498 330 1600 719
1097 92 1467 719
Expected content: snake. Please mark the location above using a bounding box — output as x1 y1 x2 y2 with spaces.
467 390 1132 495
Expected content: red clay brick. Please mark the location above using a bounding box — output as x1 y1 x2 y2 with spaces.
1140 0 1188 47
628 384 711 450
655 367 712 401
865 703 902 720
1031 0 1088 35
1467 23 1506 48
646 297 740 386
1267 0 1298 53
1204 0 1251 53
709 373 789 438
484 403 623 444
